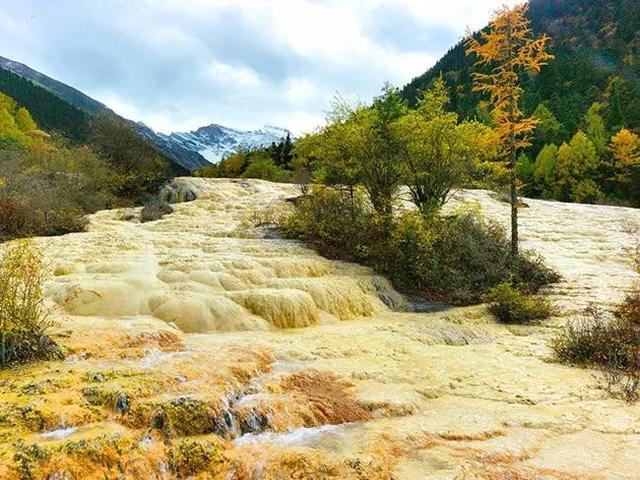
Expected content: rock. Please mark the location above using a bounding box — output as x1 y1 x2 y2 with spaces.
158 181 198 204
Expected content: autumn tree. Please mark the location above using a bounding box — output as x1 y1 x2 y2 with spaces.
610 129 640 203
610 129 640 181
0 92 28 149
466 3 553 256
14 107 37 134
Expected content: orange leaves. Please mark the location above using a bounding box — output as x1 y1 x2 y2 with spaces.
465 3 554 150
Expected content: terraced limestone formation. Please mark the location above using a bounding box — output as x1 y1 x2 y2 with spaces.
1 178 639 479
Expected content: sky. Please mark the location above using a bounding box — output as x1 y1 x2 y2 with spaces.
1 0 519 135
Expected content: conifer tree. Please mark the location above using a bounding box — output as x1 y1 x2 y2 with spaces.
534 143 559 197
583 102 607 156
466 3 553 256
556 131 600 202
531 104 564 153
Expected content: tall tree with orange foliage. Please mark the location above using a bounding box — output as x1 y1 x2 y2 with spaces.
466 3 553 256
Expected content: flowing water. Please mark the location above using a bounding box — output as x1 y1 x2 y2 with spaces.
1 178 640 479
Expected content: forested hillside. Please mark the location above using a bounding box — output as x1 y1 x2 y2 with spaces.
403 0 640 205
0 55 111 116
403 0 640 134
0 67 89 142
0 57 208 170
0 91 182 241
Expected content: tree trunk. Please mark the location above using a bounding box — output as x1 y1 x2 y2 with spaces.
510 136 519 257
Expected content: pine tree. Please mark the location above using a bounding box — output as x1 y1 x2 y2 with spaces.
282 133 294 167
531 104 564 153
466 3 554 256
534 143 559 197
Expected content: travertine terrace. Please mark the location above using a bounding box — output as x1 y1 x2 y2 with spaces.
1 178 639 479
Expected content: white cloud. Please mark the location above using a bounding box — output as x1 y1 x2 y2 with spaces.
1 0 521 135
207 60 261 87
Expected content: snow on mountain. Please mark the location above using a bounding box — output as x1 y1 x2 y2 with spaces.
157 124 292 164
0 55 291 171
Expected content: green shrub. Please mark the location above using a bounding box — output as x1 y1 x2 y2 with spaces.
551 306 614 365
88 114 177 199
242 156 290 182
552 238 640 401
0 193 89 242
551 305 640 401
211 143 294 182
425 212 558 303
280 186 380 261
280 188 558 304
483 282 552 324
616 290 640 326
0 241 62 366
193 165 219 178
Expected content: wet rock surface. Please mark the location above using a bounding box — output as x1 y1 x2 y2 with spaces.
0 178 639 479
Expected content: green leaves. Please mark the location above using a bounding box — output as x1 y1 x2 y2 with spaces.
394 81 495 216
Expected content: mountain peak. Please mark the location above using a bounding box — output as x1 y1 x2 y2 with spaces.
160 123 291 164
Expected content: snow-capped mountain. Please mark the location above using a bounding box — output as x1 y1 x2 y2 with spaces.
0 55 291 171
152 124 291 164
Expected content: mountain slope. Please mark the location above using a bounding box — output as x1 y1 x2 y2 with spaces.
0 65 90 141
0 55 112 116
402 0 640 137
0 55 290 170
0 55 208 170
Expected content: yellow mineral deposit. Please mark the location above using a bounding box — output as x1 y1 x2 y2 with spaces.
1 178 640 479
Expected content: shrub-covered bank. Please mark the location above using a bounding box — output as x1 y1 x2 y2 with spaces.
279 187 558 305
0 93 179 242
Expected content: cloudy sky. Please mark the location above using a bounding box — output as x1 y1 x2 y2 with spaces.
1 0 518 135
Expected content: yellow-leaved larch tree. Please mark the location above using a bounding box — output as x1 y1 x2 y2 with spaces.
610 128 640 185
466 3 554 256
